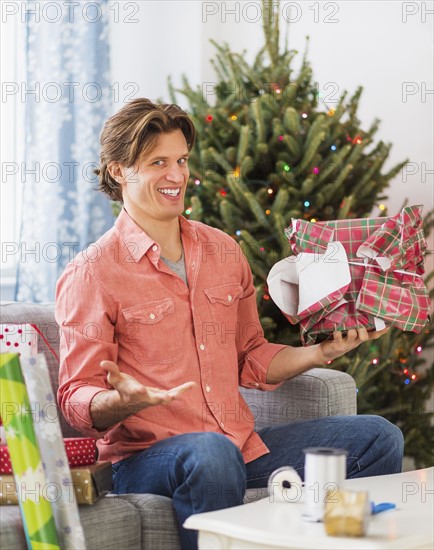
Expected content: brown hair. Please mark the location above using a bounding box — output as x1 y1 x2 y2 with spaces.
95 98 196 202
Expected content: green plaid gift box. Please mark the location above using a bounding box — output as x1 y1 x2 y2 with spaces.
268 205 430 344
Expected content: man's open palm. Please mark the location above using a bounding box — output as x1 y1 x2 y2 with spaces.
100 360 196 409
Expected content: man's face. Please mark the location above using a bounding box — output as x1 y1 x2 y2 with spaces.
121 129 190 225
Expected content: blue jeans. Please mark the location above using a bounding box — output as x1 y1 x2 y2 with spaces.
111 415 403 550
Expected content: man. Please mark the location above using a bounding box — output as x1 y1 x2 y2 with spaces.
56 98 403 550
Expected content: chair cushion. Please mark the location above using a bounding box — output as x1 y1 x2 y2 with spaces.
118 487 269 549
118 494 181 550
240 368 357 430
0 496 142 550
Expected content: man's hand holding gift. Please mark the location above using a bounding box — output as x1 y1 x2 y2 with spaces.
317 327 390 364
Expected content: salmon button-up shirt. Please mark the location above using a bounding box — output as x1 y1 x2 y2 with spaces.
56 209 286 464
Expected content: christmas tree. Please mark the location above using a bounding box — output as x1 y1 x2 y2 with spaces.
166 0 434 466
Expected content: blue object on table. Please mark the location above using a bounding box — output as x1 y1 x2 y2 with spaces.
371 502 396 515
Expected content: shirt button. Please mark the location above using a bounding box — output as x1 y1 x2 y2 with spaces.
199 343 205 351
227 295 232 302
254 382 260 387
205 384 211 393
149 313 156 320
152 245 158 252
220 421 225 428
192 262 196 269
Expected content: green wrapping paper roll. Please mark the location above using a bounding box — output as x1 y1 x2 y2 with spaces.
0 353 60 550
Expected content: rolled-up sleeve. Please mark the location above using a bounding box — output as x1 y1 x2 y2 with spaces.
55 261 118 437
236 250 286 390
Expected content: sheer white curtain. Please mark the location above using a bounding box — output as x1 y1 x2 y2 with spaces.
15 0 113 302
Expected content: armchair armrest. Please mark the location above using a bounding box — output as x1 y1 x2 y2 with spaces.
240 368 357 431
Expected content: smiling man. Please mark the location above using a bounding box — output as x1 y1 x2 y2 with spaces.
55 98 403 550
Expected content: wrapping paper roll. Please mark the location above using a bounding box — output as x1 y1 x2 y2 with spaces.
0 353 60 550
20 354 86 549
268 466 303 502
303 447 347 522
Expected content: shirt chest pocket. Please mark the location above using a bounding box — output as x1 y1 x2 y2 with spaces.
122 298 183 365
203 283 244 348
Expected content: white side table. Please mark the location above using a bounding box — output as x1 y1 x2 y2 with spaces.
184 468 433 549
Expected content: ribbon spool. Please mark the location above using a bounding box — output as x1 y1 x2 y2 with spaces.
302 447 348 522
268 466 303 503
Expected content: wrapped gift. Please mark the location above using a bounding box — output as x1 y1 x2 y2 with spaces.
267 206 431 344
0 438 96 474
0 323 38 358
69 462 113 505
0 445 12 474
0 353 60 549
0 473 17 504
62 438 97 467
1 462 113 506
324 489 371 537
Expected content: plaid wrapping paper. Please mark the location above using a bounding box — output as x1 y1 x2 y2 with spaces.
268 205 430 344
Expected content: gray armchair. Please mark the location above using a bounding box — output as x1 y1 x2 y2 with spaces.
0 301 356 550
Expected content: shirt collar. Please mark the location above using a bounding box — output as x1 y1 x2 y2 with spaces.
115 208 198 262
179 215 199 242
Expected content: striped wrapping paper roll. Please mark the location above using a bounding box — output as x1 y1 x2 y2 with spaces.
0 353 60 550
20 354 86 549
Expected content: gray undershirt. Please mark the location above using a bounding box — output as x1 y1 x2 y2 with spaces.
161 250 188 286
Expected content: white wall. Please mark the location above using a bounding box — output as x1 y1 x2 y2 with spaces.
110 0 433 268
109 0 203 110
